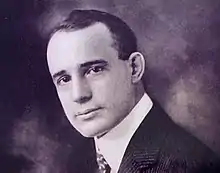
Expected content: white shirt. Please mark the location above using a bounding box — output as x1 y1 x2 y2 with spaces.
95 93 153 173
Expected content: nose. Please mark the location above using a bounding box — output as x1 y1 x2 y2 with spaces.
71 76 92 104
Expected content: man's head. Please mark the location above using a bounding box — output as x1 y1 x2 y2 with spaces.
47 10 146 137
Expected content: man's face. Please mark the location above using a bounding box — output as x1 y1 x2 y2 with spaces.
47 23 136 137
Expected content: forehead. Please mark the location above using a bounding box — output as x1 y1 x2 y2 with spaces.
47 23 117 74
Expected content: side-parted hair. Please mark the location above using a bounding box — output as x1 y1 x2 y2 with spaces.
50 9 137 60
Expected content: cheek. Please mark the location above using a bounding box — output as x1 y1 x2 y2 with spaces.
92 71 133 105
57 91 74 114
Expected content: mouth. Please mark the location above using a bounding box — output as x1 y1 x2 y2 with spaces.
76 107 102 118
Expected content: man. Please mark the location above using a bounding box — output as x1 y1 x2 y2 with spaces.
46 9 220 173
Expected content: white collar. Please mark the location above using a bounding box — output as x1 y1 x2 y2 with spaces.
95 93 153 173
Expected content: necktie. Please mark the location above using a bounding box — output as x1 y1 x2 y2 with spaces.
96 151 111 173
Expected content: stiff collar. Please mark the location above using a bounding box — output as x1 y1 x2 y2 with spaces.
95 93 153 173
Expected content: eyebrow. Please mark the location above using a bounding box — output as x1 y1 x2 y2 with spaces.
52 70 66 80
52 59 108 80
80 59 108 68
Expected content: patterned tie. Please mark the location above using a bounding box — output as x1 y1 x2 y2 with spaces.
96 151 111 173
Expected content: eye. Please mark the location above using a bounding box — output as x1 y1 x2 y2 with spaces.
57 75 71 86
86 66 104 75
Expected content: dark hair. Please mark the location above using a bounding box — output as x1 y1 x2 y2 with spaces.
50 9 137 60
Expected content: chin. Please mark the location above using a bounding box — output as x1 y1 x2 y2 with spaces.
78 127 108 138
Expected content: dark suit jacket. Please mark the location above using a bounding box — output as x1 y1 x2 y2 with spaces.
117 103 220 173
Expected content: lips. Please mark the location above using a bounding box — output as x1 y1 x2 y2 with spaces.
76 107 102 117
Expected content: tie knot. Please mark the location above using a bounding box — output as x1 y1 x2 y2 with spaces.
96 151 111 173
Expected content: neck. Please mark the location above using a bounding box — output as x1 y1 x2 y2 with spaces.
133 83 145 106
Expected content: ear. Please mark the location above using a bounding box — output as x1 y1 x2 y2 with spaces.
128 52 145 83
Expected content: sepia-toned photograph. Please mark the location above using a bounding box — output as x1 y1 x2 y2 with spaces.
1 0 220 172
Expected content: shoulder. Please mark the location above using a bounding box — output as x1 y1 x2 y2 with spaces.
122 103 220 172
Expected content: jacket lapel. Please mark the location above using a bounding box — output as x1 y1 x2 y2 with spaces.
118 102 172 173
